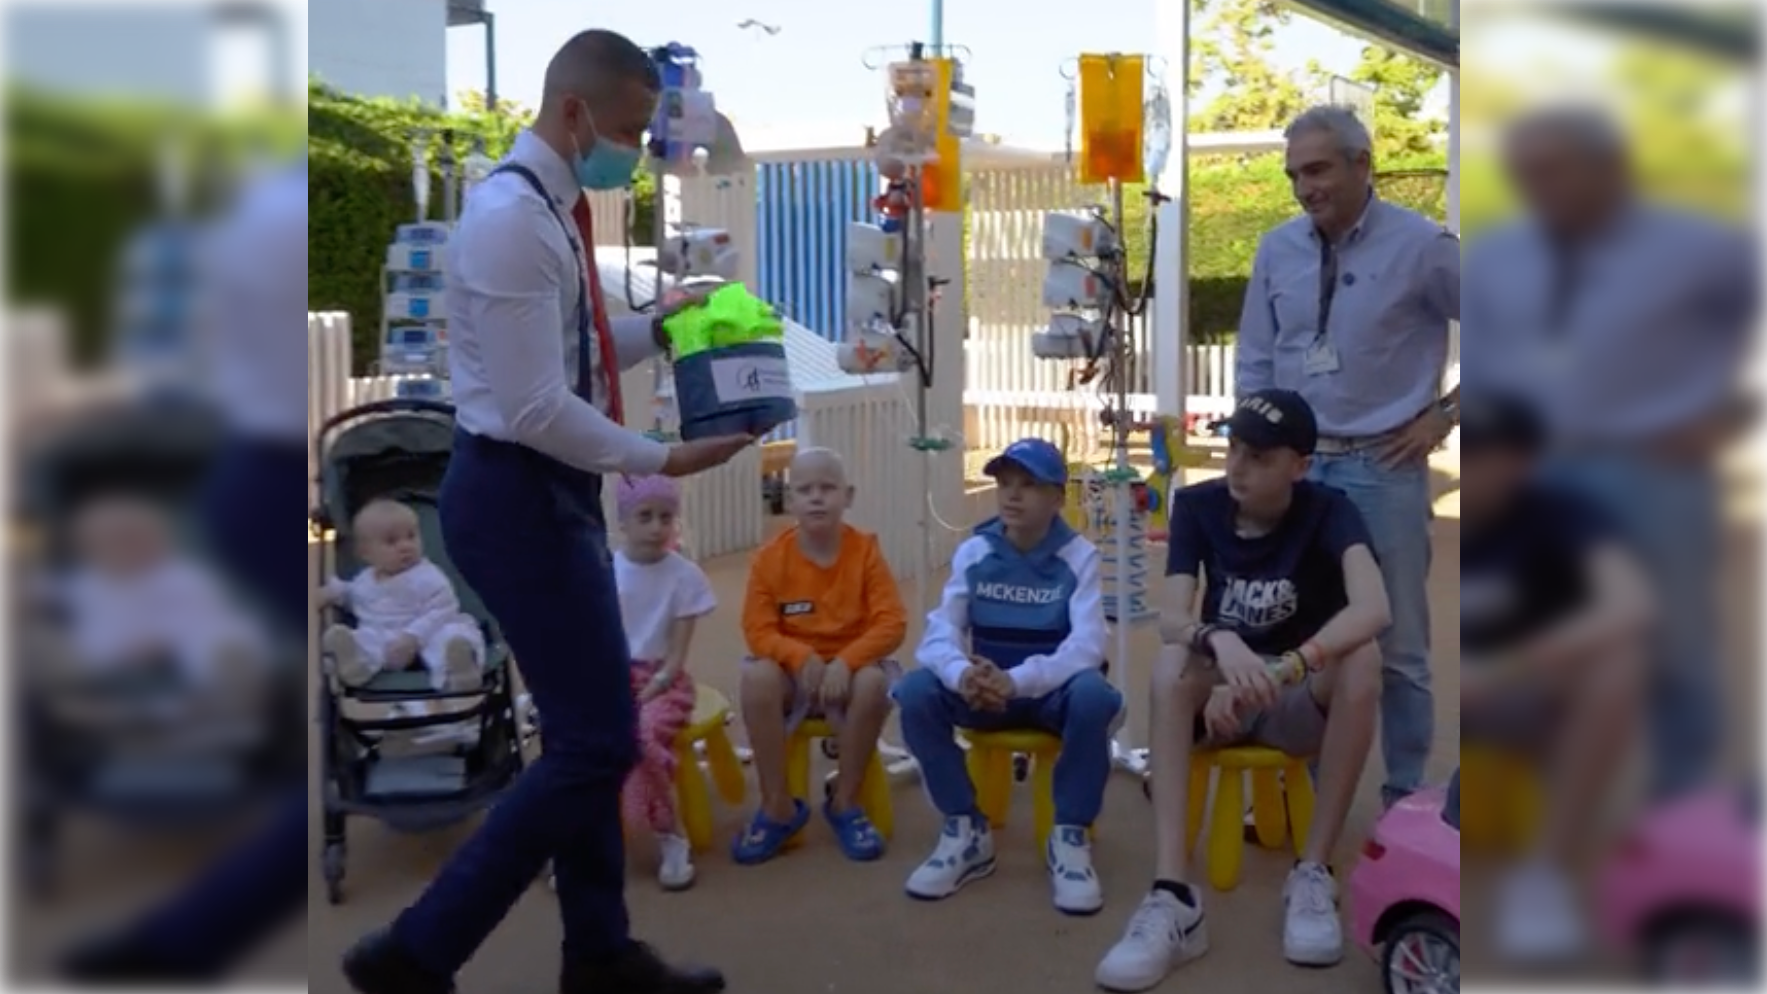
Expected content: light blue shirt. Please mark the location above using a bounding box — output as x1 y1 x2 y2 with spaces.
1461 203 1755 445
1235 197 1461 437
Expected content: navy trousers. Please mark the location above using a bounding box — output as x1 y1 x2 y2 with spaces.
129 438 308 977
392 432 638 977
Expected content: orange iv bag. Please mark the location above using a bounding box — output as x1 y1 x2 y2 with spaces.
1077 54 1145 184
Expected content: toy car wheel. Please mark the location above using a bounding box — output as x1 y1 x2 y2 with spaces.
1382 910 1458 994
821 739 840 761
1013 754 1030 783
1643 911 1758 985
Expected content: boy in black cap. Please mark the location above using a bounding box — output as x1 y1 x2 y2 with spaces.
1097 389 1391 988
1458 393 1650 965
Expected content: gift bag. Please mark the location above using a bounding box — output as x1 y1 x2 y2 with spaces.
664 285 798 440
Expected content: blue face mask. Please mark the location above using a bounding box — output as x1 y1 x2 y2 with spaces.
574 114 642 191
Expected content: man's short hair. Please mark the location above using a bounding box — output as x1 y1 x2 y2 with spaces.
1502 103 1629 162
543 29 661 103
1284 105 1374 162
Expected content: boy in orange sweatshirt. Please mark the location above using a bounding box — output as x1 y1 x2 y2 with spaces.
737 447 908 864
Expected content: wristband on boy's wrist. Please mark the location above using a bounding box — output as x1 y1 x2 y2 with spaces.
1190 623 1230 658
1298 641 1326 671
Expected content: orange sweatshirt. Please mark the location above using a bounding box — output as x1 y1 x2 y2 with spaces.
741 524 908 673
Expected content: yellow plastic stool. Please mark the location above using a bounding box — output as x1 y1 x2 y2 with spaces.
1187 746 1314 892
672 686 747 852
784 719 894 842
1460 746 1542 853
960 729 1082 852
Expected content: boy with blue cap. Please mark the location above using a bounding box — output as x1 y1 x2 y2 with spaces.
894 437 1121 915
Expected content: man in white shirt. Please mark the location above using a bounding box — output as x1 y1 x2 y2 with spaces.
343 29 748 994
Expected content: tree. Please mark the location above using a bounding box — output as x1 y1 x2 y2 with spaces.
1189 0 1313 131
1344 45 1446 159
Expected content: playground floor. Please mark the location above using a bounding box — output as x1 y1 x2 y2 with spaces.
13 449 1758 991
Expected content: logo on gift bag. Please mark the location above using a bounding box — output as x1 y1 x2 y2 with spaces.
709 354 794 404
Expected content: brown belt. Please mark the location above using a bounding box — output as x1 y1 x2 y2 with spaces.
1315 430 1400 455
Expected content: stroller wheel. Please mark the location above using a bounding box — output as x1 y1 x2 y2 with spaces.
322 843 347 906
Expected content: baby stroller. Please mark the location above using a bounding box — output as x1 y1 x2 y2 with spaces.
310 398 523 905
14 398 305 899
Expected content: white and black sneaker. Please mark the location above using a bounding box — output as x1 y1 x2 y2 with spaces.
1095 885 1209 992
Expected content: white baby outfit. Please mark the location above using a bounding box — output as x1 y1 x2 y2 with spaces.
62 557 262 684
323 560 483 689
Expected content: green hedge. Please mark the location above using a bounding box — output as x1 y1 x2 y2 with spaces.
309 81 658 370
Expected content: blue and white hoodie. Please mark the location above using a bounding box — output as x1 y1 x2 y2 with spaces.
917 516 1109 699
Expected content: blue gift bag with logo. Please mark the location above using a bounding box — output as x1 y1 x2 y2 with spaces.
672 340 798 440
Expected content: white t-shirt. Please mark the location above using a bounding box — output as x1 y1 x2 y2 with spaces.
614 550 717 663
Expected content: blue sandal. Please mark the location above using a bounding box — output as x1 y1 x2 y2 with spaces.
825 802 885 862
731 800 809 865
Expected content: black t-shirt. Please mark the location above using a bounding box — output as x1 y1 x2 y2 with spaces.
1166 479 1375 655
1461 484 1616 655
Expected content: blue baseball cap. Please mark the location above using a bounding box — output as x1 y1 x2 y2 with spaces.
984 438 1068 486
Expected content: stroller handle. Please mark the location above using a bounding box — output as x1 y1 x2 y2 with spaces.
315 398 457 447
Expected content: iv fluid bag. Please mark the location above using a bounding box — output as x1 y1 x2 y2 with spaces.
1077 54 1145 184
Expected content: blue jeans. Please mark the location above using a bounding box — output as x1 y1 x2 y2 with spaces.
1309 451 1434 806
1542 453 1721 799
895 668 1122 827
391 434 639 977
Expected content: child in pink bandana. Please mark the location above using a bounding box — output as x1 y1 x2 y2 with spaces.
612 474 716 891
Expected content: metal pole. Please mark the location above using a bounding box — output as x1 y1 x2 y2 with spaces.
929 0 945 50
483 12 499 112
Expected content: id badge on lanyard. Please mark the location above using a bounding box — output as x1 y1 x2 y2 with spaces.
1305 237 1342 377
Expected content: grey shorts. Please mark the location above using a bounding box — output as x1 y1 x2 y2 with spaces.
1461 687 1561 755
1192 678 1329 758
743 656 902 734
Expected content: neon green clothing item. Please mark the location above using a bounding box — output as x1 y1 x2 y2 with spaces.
661 284 785 358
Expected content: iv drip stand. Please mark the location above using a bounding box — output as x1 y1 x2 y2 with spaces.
1102 175 1150 780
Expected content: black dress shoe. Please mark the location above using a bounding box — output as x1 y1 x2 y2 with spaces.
561 941 725 994
342 928 456 994
59 930 209 984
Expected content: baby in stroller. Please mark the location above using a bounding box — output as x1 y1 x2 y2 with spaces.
320 499 484 693
40 494 265 719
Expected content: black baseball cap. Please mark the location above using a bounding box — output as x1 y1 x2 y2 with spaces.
1458 393 1547 452
1225 389 1319 455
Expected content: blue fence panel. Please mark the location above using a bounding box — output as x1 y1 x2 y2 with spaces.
756 158 880 345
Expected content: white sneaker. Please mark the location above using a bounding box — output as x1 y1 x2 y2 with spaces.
656 832 696 891
323 625 375 687
439 635 481 692
1048 825 1104 915
1496 861 1585 964
1095 887 1210 992
1282 861 1344 966
905 814 995 900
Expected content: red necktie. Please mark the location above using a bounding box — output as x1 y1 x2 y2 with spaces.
568 195 625 426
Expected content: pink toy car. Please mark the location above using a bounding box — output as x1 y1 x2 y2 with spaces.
1348 783 1460 994
1595 782 1760 984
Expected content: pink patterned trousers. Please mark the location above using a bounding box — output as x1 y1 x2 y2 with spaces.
622 660 697 833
